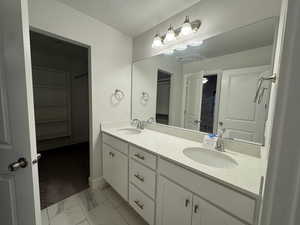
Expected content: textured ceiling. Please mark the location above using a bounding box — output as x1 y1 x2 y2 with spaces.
57 0 202 37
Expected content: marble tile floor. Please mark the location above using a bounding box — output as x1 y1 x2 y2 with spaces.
41 186 148 225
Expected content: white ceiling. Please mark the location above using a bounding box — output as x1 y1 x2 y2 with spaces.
56 0 202 37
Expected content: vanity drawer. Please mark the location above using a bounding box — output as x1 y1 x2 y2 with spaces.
129 159 156 199
130 145 157 169
103 133 128 155
158 158 256 224
129 184 155 225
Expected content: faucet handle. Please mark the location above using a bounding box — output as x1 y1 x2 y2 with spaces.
147 117 155 124
217 128 226 137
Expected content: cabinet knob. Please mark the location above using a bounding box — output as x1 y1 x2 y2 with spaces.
185 199 190 207
109 152 115 157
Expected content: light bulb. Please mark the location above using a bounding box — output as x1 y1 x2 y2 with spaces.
152 34 163 48
164 25 176 43
180 16 193 36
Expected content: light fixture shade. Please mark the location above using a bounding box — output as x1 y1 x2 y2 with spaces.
164 25 176 43
152 34 163 48
180 16 193 36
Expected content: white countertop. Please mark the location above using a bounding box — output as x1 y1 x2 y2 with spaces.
102 127 265 198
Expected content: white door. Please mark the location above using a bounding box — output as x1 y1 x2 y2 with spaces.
156 176 193 225
192 196 245 225
218 66 270 143
0 1 41 225
184 72 204 131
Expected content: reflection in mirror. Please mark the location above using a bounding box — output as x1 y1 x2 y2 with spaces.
132 17 278 145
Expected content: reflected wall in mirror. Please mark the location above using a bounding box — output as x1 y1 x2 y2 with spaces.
132 17 278 144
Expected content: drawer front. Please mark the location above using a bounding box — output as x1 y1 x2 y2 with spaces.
158 159 256 224
103 144 128 201
103 133 128 155
129 159 156 199
129 184 155 225
130 145 157 169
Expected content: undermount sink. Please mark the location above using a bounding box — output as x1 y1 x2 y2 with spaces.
117 128 142 135
183 147 238 169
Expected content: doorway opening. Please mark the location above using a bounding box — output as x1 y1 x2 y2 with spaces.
199 74 218 133
30 31 90 209
156 70 172 125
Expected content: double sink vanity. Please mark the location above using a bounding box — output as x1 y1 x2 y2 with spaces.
101 125 264 225
101 16 276 225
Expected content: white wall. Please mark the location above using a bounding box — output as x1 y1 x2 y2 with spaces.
28 0 132 183
132 55 183 126
133 0 281 61
183 46 273 74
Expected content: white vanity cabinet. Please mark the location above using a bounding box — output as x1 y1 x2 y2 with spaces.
102 132 260 225
102 134 129 200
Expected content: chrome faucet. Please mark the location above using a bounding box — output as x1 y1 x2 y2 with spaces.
215 128 226 152
132 119 145 130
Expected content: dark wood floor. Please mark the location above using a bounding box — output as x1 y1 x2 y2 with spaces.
38 142 89 209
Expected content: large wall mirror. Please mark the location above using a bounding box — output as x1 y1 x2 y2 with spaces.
131 17 278 145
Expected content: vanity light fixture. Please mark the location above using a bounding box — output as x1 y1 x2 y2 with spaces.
202 77 208 84
180 16 193 36
152 34 163 48
151 16 201 51
164 25 176 43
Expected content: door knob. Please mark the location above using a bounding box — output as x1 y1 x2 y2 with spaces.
8 157 28 172
32 153 41 164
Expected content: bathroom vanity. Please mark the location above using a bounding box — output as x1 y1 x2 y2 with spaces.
101 127 264 225
100 15 277 225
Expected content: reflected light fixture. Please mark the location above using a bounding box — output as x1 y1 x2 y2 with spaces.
164 25 176 43
163 49 174 55
152 34 163 48
175 44 187 51
180 16 193 36
202 77 208 84
188 40 204 47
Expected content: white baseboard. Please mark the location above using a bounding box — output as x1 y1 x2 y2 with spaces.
88 176 108 189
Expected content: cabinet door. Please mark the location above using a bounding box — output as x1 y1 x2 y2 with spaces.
156 176 193 225
103 144 128 200
103 144 113 185
192 196 246 225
